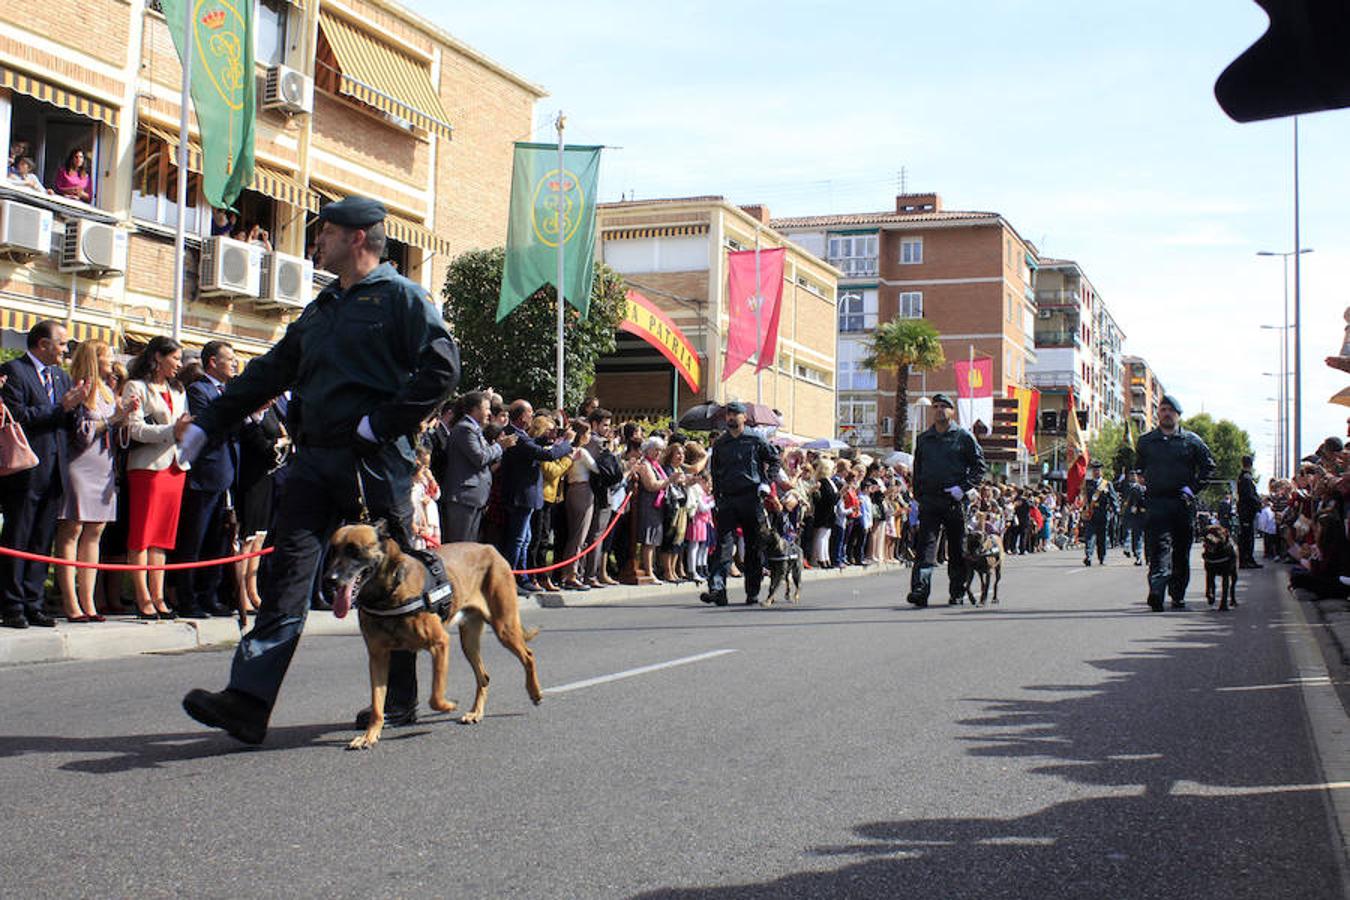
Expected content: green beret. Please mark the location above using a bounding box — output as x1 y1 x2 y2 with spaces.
318 195 387 229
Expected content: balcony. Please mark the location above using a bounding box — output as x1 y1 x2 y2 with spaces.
1026 370 1083 391
839 423 878 446
1035 288 1079 307
829 257 879 278
1034 330 1082 349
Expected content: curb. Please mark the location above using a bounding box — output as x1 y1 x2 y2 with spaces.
0 561 914 666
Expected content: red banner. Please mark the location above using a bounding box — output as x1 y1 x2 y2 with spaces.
723 248 786 381
620 290 701 393
1065 392 1087 502
953 357 993 428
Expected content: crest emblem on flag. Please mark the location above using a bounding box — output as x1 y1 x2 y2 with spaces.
530 169 584 248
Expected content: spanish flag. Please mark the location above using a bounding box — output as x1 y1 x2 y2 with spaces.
1065 393 1088 503
1006 386 1040 455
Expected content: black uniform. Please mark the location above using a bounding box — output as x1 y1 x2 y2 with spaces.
907 423 986 606
705 429 780 604
193 261 459 713
1236 469 1260 566
1121 480 1147 562
1135 426 1216 608
1080 476 1118 565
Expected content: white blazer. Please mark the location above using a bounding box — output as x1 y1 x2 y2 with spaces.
122 379 190 472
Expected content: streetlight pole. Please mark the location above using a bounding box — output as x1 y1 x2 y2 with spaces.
1293 116 1302 467
1257 246 1311 477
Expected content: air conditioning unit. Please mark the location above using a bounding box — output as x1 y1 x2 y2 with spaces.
312 267 336 290
200 236 262 297
0 200 52 255
1038 308 1052 319
258 251 312 309
60 220 126 274
262 65 314 115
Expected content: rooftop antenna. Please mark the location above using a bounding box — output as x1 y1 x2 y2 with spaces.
898 167 908 194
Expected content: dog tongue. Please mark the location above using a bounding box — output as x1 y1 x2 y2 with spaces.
332 583 353 619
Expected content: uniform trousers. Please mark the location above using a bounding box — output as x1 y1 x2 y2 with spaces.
708 492 765 600
1083 515 1108 562
1124 513 1146 559
228 441 418 710
909 496 967 604
1145 496 1194 603
1238 514 1257 565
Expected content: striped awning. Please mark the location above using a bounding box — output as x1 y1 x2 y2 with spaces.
1 308 115 345
141 125 318 211
318 12 452 139
123 327 260 362
0 65 119 128
385 212 452 258
604 224 710 241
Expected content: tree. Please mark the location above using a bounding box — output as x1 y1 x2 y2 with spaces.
1182 413 1254 484
862 317 945 450
442 248 628 411
1087 420 1129 478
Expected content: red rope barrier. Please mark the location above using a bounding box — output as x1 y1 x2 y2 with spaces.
0 545 274 571
510 492 633 576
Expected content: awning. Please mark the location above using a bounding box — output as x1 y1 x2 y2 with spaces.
1 308 115 345
141 124 319 212
318 12 452 139
0 65 119 128
385 212 452 258
123 326 259 362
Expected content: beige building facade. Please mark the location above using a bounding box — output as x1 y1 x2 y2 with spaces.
595 197 838 441
0 0 541 357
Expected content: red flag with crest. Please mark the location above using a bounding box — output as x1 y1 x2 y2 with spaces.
723 248 786 381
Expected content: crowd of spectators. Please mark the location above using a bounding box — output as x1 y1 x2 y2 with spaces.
7 140 92 202
1258 436 1350 600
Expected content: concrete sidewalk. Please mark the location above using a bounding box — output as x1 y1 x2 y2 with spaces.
0 558 911 667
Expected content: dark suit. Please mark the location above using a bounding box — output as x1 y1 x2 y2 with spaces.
436 416 502 543
176 377 239 614
1237 469 1260 565
496 424 571 576
0 353 74 618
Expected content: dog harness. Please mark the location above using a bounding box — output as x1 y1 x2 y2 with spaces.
356 560 454 620
764 546 800 563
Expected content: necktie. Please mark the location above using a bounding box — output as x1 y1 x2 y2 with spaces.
40 366 54 405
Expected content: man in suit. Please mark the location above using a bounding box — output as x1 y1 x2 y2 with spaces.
434 390 516 543
496 399 572 592
175 341 239 617
0 320 87 628
1236 454 1262 569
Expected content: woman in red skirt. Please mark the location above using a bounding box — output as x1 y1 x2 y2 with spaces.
121 336 189 619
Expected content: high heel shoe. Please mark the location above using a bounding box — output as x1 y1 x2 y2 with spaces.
66 615 90 623
156 608 177 621
88 614 106 623
136 610 159 620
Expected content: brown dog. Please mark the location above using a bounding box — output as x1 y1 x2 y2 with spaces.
1202 524 1239 611
324 522 542 750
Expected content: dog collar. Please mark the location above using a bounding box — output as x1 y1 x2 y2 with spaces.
357 562 454 619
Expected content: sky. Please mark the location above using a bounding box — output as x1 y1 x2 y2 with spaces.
410 0 1350 475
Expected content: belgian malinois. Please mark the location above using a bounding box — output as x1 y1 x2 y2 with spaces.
324 522 542 750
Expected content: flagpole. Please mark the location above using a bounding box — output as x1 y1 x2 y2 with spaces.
554 112 566 414
171 0 192 343
754 225 763 405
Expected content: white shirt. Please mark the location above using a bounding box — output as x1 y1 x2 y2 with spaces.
567 447 598 483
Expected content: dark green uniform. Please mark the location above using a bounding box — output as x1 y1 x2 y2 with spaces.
907 422 986 606
1135 426 1216 609
194 261 459 711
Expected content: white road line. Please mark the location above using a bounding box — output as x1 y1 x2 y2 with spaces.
544 649 738 695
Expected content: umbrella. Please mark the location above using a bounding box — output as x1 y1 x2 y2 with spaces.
1331 386 1350 408
771 435 801 448
884 450 914 467
677 402 723 432
803 438 848 451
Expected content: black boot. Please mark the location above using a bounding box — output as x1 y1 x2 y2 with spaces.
183 688 269 745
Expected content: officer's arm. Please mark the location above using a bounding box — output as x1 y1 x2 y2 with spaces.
368 292 461 440
911 440 924 493
1193 436 1218 490
760 437 782 488
961 431 988 492
195 330 300 438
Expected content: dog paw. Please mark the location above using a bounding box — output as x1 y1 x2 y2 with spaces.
429 699 458 713
347 733 379 750
460 711 483 725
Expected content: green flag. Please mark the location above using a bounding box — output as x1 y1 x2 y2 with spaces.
160 0 255 208
497 142 601 321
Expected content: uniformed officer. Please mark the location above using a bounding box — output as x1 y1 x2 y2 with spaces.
1121 469 1147 566
175 196 460 743
700 401 780 606
1080 460 1117 567
1236 454 1261 568
906 393 986 607
1135 394 1216 611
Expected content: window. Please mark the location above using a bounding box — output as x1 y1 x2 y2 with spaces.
794 364 829 386
837 339 877 391
130 132 204 233
898 291 923 318
256 0 290 67
838 289 878 333
6 93 103 207
839 398 877 426
1006 292 1015 324
900 237 923 264
827 234 878 276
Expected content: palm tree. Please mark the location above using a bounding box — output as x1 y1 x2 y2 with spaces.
863 317 946 450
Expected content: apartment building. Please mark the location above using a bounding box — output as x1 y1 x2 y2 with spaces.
0 0 541 357
1123 354 1165 432
771 192 1038 451
1027 258 1126 457
594 197 838 441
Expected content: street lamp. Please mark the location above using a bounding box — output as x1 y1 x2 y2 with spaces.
1257 247 1312 477
1261 366 1289 476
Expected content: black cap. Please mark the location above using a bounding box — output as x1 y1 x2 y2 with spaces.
1090 460 1103 469
931 393 954 409
724 401 747 415
317 195 387 229
1159 394 1183 414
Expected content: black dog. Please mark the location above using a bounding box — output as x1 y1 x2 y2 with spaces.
962 531 1003 606
1202 524 1239 611
760 523 802 607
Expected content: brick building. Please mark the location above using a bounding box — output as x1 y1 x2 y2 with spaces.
594 197 838 441
1123 354 1165 432
770 193 1038 451
0 0 542 357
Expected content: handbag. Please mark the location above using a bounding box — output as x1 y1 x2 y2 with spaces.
0 403 39 476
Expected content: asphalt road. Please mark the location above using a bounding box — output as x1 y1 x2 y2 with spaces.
0 550 1345 899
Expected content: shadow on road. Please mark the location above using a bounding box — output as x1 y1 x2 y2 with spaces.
635 610 1346 899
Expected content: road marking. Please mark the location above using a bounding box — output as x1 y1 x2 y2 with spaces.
1170 780 1350 797
544 649 738 695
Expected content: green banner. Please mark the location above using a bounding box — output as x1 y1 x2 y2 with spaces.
497 142 602 321
161 0 255 208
